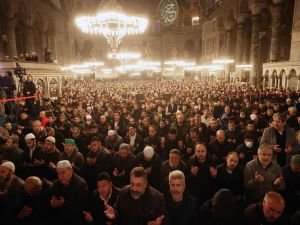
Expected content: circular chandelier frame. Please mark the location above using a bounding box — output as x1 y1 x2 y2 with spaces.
76 12 148 51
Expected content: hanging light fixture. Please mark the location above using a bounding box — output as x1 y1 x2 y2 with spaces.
76 0 148 51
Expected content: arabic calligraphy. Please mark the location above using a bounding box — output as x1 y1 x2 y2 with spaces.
158 0 179 26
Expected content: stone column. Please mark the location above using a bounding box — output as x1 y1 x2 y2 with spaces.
24 26 34 54
236 14 247 64
286 78 290 89
224 21 235 82
249 0 266 84
270 1 284 62
64 21 75 63
6 18 17 58
37 17 49 61
249 15 261 84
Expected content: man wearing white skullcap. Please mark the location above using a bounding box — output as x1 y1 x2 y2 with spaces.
0 161 24 223
50 160 88 225
24 133 44 177
135 146 162 190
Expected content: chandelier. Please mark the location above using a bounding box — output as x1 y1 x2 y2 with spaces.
76 0 148 51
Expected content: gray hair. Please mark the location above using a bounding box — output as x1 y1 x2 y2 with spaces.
258 144 273 154
169 170 185 183
273 113 287 123
119 143 130 151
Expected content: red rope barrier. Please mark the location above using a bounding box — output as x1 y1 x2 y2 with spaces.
0 95 37 103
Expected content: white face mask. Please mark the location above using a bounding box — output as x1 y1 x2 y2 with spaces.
245 141 253 148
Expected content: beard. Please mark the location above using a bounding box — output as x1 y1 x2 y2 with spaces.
130 190 144 199
0 174 11 185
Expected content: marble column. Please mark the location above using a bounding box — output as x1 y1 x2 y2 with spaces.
224 22 235 82
270 2 284 62
6 18 17 58
236 14 247 64
250 15 261 84
24 26 34 54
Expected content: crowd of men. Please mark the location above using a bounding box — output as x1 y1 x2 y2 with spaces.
0 77 300 225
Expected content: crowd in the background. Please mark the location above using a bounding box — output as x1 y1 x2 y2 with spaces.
0 77 300 225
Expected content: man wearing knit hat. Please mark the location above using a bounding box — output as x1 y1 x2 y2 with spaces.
50 160 88 225
0 161 24 224
59 139 84 174
282 154 300 214
135 146 162 190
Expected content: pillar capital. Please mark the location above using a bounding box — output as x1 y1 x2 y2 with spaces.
224 21 235 31
272 0 285 5
248 0 267 15
237 14 248 25
2 0 18 19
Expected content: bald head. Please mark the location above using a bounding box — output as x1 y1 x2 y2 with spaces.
24 176 43 196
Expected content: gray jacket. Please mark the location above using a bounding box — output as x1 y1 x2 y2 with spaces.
260 126 300 163
244 159 285 203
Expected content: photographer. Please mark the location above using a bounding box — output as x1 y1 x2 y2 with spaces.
1 71 16 116
23 74 37 117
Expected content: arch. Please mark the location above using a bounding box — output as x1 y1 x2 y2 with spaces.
36 79 46 96
271 70 277 87
288 69 298 90
264 70 269 87
288 69 297 78
49 78 58 98
278 69 286 88
264 70 269 78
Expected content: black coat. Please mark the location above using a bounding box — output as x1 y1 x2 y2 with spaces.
244 203 290 225
115 185 168 225
88 186 119 225
81 148 113 191
17 179 52 225
50 173 89 225
165 192 198 225
215 163 244 196
23 81 36 96
187 156 216 206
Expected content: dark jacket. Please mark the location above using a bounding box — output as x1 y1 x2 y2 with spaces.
187 155 216 206
89 186 119 225
115 185 168 225
81 148 113 191
59 147 84 174
112 152 136 187
17 178 52 225
282 165 300 214
200 189 245 225
244 202 290 225
135 152 162 190
124 133 144 155
215 163 244 196
50 173 89 225
165 192 198 225
0 175 24 225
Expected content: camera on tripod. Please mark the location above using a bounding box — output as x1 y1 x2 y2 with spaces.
14 63 27 79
